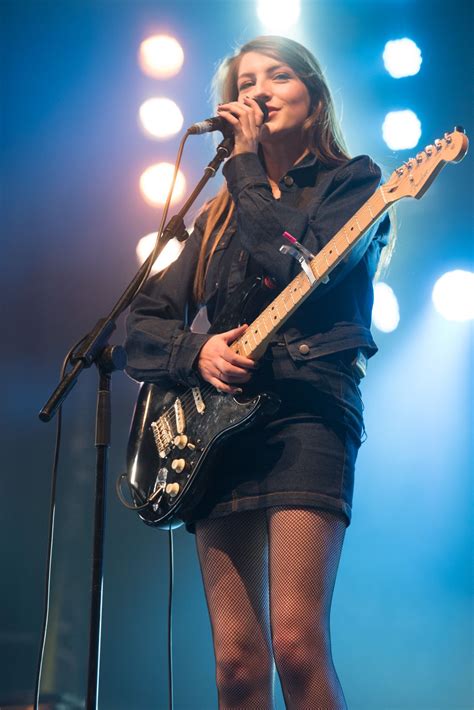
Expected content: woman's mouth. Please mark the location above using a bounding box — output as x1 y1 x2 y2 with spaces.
266 107 280 119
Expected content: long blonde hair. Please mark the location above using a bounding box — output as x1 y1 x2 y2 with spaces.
193 35 351 302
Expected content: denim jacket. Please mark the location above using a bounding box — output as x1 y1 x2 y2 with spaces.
124 151 390 387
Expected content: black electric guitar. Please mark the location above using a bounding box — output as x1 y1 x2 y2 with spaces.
123 129 468 529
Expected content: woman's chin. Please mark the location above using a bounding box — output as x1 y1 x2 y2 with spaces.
260 124 305 147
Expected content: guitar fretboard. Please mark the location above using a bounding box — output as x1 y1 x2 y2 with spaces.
231 187 388 360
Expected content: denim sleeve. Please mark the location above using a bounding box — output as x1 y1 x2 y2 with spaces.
124 219 211 386
222 152 390 297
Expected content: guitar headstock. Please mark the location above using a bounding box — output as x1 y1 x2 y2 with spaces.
381 128 469 203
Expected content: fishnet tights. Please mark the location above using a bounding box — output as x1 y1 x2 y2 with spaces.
195 507 347 710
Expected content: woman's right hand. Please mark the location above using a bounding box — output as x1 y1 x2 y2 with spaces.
197 324 257 394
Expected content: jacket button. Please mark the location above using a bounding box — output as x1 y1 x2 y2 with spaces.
283 175 294 187
298 343 310 355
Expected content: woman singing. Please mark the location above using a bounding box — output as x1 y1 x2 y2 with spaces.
125 35 391 710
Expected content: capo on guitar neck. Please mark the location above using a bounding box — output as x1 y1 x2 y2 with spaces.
280 231 328 286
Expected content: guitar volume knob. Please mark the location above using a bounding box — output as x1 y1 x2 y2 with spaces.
171 458 187 473
165 482 180 497
174 434 188 449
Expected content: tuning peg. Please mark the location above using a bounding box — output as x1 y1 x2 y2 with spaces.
454 125 465 133
434 139 442 151
396 167 404 176
425 145 434 155
416 152 424 163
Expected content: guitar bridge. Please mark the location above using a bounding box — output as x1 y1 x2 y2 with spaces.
151 416 173 458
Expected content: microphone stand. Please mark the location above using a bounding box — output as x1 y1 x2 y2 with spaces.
38 133 234 710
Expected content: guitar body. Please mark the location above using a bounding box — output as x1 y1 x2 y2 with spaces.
126 276 280 529
127 382 278 528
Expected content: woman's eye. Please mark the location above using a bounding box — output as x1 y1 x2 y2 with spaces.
238 81 253 91
273 72 290 81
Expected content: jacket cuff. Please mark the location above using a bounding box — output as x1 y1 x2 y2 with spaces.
222 153 271 201
168 331 212 387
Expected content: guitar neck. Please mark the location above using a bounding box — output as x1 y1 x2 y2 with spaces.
231 187 388 360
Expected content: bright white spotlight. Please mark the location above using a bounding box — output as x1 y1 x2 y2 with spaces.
382 110 422 150
138 35 184 79
372 282 400 333
432 270 474 321
257 0 300 32
136 232 184 274
139 98 184 139
383 38 422 78
139 163 186 206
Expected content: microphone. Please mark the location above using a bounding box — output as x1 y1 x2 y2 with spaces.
187 97 269 135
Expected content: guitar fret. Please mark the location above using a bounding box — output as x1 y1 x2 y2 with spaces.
259 317 269 335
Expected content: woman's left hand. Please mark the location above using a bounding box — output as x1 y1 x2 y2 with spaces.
217 97 265 155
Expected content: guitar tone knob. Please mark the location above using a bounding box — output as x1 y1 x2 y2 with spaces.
165 483 180 497
171 458 187 473
174 434 188 449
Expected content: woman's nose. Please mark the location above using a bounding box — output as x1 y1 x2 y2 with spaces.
253 87 271 101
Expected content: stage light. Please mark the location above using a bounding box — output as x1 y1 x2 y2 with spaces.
138 35 184 79
382 110 422 150
256 0 300 32
136 232 184 273
139 98 184 139
372 282 400 333
432 270 474 321
139 163 186 206
383 38 422 78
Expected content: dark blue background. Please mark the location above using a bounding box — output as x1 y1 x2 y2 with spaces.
1 1 472 708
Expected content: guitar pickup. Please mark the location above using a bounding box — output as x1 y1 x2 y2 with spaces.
173 397 185 434
192 386 205 414
279 231 328 285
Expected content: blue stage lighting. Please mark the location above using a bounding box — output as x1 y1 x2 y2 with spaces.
372 282 400 333
383 38 422 78
382 110 422 150
432 270 474 321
